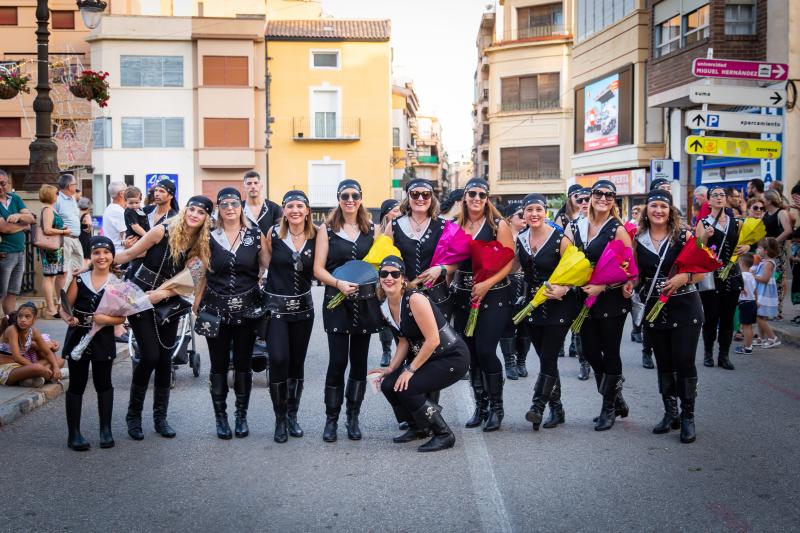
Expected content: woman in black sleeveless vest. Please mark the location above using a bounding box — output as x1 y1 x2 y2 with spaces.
114 196 213 441
377 199 401 367
499 202 530 381
566 180 633 431
195 188 268 440
516 194 579 430
371 256 469 452
695 184 750 370
761 189 792 316
452 178 514 432
635 190 705 443
313 179 383 443
263 190 316 443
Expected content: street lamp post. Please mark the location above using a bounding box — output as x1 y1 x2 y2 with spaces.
24 0 107 189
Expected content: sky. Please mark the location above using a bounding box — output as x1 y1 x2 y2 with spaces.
321 0 496 163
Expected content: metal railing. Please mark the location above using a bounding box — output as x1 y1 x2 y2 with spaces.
22 230 35 294
500 99 560 112
293 117 360 140
496 24 567 43
499 169 562 181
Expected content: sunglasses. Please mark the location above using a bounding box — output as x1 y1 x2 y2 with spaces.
291 251 304 272
339 192 361 202
576 196 589 204
467 190 488 200
709 193 726 199
751 205 764 211
409 190 432 201
513 212 524 220
379 270 402 279
592 190 616 200
218 200 241 210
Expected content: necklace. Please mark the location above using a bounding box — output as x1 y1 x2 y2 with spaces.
468 217 482 232
289 227 304 237
410 215 428 234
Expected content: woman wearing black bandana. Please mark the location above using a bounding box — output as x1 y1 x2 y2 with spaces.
516 194 579 430
194 188 269 440
114 196 213 441
695 184 750 370
566 180 634 431
262 190 316 442
314 179 383 442
370 256 469 452
635 190 704 443
453 178 514 432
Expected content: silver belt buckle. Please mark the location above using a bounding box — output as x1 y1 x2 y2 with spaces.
286 298 301 312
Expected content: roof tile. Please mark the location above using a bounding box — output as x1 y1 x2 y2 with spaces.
266 19 391 41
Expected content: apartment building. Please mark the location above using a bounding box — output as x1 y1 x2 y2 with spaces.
392 82 419 199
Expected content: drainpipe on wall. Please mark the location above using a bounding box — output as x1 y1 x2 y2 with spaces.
265 39 273 200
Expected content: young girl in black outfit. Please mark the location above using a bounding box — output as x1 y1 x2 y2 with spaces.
516 194 579 430
61 236 126 450
114 197 212 441
566 180 634 431
452 178 514 432
371 256 469 452
314 179 383 443
263 190 316 443
195 189 268 440
635 190 705 443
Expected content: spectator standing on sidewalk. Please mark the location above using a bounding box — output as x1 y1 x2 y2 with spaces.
101 182 127 253
54 174 84 285
0 169 36 315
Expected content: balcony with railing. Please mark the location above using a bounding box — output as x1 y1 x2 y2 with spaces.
495 24 569 44
500 99 561 113
293 116 360 141
416 155 439 165
499 169 562 181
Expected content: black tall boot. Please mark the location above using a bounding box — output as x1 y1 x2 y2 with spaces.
595 374 622 431
653 372 680 434
515 336 530 377
391 403 429 443
412 401 455 452
525 373 557 431
344 378 367 441
483 372 504 432
717 330 735 370
426 389 442 411
678 376 698 443
287 378 304 438
126 383 147 441
465 370 489 428
153 387 176 438
642 331 655 369
234 371 252 438
577 352 591 381
568 333 577 357
615 376 630 419
542 376 565 429
322 385 344 443
270 381 289 443
499 338 519 380
379 327 393 367
66 392 90 451
97 388 115 449
209 373 232 440
631 321 643 343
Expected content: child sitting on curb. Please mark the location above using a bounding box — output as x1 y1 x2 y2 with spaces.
0 302 66 387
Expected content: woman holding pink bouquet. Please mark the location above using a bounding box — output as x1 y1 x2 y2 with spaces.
634 190 705 443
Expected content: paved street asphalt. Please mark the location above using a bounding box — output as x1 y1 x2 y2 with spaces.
2 287 799 532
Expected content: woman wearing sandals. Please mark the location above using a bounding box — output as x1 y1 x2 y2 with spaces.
566 180 633 431
314 179 383 442
634 190 704 443
114 196 213 440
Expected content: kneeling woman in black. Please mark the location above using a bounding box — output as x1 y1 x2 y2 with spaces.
370 256 469 452
634 190 705 443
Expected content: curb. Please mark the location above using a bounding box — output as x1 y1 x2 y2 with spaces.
0 345 129 428
772 323 800 349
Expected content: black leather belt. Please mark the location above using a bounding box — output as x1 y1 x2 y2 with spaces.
640 277 697 300
73 309 94 328
422 279 451 305
265 291 313 317
409 323 461 357
325 283 377 301
453 270 509 292
202 285 264 317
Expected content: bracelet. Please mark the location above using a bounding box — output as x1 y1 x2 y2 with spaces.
439 265 446 277
405 364 416 374
335 279 339 289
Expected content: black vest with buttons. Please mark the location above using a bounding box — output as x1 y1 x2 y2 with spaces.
452 218 512 311
391 216 446 280
264 225 315 296
132 225 187 292
203 226 261 323
62 272 116 362
702 212 744 293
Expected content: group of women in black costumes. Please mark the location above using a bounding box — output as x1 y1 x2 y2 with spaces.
61 175 738 452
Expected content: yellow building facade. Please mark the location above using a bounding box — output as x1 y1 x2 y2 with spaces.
266 19 393 211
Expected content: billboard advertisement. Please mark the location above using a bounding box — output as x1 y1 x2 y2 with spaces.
145 173 178 198
583 73 620 152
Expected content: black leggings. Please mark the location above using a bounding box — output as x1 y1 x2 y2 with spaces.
381 351 469 420
700 290 738 355
268 318 313 383
67 358 113 395
325 333 371 387
526 323 569 376
648 324 701 379
206 320 257 375
580 314 626 377
129 310 180 389
453 305 510 375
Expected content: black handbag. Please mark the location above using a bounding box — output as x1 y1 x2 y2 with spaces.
153 296 192 326
193 309 221 338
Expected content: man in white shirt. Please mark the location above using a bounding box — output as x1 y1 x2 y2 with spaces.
54 174 84 285
102 181 127 252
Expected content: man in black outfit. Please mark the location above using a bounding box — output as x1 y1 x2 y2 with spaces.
242 171 282 235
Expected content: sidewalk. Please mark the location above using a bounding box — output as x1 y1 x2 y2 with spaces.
0 318 128 427
771 303 800 348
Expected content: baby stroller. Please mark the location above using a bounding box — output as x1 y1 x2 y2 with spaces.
129 312 200 389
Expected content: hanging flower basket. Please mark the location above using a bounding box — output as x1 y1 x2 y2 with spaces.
0 70 31 100
69 70 110 107
0 84 19 100
69 82 94 100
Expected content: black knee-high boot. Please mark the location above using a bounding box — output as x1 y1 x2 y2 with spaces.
379 328 393 367
717 330 735 370
344 378 367 440
595 374 622 431
515 336 530 377
97 388 115 449
542 376 565 429
653 372 680 434
322 385 344 443
153 387 176 438
66 392 90 451
525 373 557 430
465 370 489 428
209 373 232 440
576 335 591 380
126 383 147 441
499 338 518 380
234 371 252 438
391 403 430 443
483 372 504 432
426 389 441 410
412 401 455 452
287 378 304 438
270 381 289 443
678 376 698 443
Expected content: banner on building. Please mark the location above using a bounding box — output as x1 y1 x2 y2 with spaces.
584 73 620 152
145 174 179 197
575 169 646 196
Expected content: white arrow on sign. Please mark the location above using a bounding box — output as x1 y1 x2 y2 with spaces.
685 110 784 134
689 84 787 108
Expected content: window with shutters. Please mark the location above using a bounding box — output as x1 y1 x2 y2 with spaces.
0 118 21 137
501 74 560 112
120 56 183 87
203 56 248 86
92 118 111 149
121 118 183 148
51 11 75 29
308 161 344 207
517 3 564 38
392 128 401 147
500 146 560 181
0 7 18 25
311 50 340 70
204 118 249 148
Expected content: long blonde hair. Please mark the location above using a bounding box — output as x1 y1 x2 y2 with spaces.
167 208 211 269
588 196 624 226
